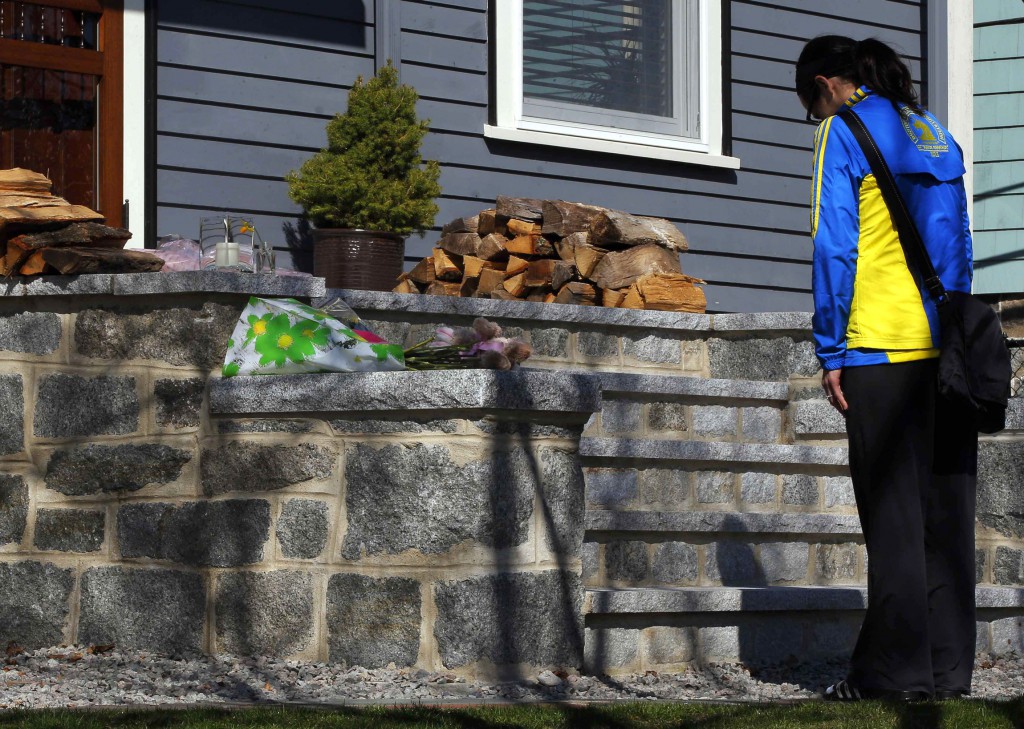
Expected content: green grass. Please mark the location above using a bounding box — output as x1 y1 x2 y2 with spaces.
1 699 1023 729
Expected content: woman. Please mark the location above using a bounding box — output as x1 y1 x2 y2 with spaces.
795 36 978 702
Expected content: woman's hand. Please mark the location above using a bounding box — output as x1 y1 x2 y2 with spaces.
822 368 848 413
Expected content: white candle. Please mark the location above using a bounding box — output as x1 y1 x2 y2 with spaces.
226 242 239 266
215 241 229 267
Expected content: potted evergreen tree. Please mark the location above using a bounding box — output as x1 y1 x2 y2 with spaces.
286 62 441 290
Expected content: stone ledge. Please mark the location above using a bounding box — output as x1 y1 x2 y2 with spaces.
333 290 713 332
0 272 324 299
592 373 789 403
335 291 822 337
580 437 849 468
1006 398 1024 431
585 510 862 535
210 369 602 416
585 585 1024 614
711 313 813 333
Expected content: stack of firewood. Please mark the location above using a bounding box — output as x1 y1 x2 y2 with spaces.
0 168 164 276
394 196 705 312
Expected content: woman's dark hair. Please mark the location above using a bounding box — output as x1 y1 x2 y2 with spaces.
795 35 922 113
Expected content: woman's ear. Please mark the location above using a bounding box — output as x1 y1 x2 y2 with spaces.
814 75 832 98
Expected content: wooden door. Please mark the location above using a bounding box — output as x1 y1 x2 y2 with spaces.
0 0 123 226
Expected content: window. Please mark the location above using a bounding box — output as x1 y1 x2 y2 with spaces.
488 0 736 168
0 1 123 226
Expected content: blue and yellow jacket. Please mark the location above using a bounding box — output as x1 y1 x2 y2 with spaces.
810 87 973 371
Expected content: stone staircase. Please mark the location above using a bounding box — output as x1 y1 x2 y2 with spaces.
578 372 1024 673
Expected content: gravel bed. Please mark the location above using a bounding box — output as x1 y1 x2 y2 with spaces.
1 648 1021 709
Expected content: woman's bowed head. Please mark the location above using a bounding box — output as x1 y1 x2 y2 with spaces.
795 35 920 123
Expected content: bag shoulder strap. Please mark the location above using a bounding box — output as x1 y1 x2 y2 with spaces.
837 108 947 302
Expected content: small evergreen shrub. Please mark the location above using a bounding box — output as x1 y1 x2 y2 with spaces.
286 62 441 236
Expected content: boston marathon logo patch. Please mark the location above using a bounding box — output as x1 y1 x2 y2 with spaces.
899 107 948 157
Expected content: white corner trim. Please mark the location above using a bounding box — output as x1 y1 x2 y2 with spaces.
122 0 146 248
484 125 741 169
946 1 973 202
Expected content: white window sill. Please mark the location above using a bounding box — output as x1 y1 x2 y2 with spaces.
484 125 741 170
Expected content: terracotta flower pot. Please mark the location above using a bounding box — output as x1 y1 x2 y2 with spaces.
312 228 405 291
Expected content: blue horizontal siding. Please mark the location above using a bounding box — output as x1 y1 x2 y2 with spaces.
155 0 924 311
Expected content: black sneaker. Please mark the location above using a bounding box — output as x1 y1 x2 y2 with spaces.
824 680 930 703
934 689 970 701
824 680 865 701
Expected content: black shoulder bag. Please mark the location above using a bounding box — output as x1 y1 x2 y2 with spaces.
838 108 1011 434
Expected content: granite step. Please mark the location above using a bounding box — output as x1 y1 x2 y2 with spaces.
581 585 1024 672
583 509 865 591
580 437 848 471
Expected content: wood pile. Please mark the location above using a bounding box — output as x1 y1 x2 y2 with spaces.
0 168 164 276
395 196 705 312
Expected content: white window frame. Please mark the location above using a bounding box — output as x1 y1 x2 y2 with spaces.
122 0 147 248
487 0 738 169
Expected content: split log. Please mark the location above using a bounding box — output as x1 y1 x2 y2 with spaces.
19 250 50 275
462 255 488 278
477 267 507 295
620 284 645 309
503 272 528 297
506 234 554 257
439 232 483 257
478 233 508 261
589 243 681 290
9 222 130 249
0 204 104 235
496 195 544 222
426 281 462 297
550 259 575 291
0 168 52 195
524 258 575 290
432 247 462 282
490 286 519 301
574 242 607 279
589 211 688 252
477 209 499 236
544 292 557 304
506 218 541 236
441 214 479 236
3 238 31 274
554 282 597 306
602 288 627 308
542 200 606 237
525 287 550 302
553 236 577 263
460 277 479 298
504 255 530 277
409 256 436 285
506 234 540 256
525 258 559 287
631 273 706 312
40 247 164 274
393 279 418 294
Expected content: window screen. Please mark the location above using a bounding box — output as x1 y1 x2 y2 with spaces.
523 0 673 118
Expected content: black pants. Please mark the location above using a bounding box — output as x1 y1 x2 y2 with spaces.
842 359 978 694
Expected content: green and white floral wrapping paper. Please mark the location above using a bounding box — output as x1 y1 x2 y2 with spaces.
221 297 405 376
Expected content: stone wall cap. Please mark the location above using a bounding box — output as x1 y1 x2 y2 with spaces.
585 509 862 535
593 372 789 402
210 368 602 415
0 272 325 299
1004 397 1024 432
711 312 813 332
330 289 713 332
331 290 820 335
580 437 849 467
584 585 1024 614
